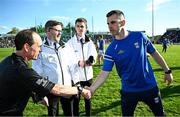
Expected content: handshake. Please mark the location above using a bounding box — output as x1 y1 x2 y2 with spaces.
79 86 95 100
38 86 94 106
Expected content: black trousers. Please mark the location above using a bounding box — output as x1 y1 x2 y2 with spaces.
121 86 165 116
0 111 23 116
47 94 73 116
72 79 92 116
47 94 60 117
60 96 74 116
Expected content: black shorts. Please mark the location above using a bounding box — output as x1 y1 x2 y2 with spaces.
120 86 165 116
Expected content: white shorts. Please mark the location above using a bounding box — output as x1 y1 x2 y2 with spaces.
98 50 104 55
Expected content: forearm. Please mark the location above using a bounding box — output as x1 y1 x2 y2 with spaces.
50 84 91 99
151 50 173 85
50 85 78 96
151 50 170 72
90 71 109 93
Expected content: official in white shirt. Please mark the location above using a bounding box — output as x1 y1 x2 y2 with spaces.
32 20 78 116
66 18 97 116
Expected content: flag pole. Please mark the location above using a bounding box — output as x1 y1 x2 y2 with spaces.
152 0 154 41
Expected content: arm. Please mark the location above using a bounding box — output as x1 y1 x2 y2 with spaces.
50 84 91 99
150 50 173 85
33 84 91 105
90 70 110 95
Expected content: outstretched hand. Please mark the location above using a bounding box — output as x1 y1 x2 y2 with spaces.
84 86 95 97
81 88 91 99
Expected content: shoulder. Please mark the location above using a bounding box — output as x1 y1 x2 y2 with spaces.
129 31 149 42
0 55 12 67
64 43 73 50
129 31 144 37
40 45 52 53
88 39 95 44
67 36 76 44
67 38 73 42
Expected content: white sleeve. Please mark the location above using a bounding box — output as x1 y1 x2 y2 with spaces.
32 53 44 76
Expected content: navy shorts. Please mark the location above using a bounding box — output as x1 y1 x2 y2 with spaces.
120 86 165 116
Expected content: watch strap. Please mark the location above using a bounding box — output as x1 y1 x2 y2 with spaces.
165 69 172 74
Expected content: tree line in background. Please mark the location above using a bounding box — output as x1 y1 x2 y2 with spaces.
5 23 81 42
2 24 180 44
6 23 75 34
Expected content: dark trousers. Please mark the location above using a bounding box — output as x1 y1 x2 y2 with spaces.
121 86 165 116
60 96 74 116
47 94 60 117
0 111 23 116
47 94 74 116
162 45 167 53
73 79 92 116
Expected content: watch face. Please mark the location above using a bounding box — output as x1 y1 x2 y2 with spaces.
77 86 83 95
165 70 172 74
79 86 83 91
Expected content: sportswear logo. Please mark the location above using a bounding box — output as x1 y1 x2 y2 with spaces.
118 50 124 54
154 97 159 103
114 44 118 49
134 42 139 48
36 78 48 87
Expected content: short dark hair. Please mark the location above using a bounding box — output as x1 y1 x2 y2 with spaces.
98 35 102 39
106 10 125 18
45 20 63 31
14 29 35 50
75 18 88 28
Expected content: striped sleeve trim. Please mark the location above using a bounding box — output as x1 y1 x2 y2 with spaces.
104 54 114 62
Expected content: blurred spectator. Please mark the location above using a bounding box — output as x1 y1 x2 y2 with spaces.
162 37 169 53
0 36 15 48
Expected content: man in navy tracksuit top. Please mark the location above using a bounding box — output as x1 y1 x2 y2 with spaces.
89 10 173 116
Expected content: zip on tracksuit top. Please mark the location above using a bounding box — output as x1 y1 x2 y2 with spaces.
32 38 79 86
66 35 97 84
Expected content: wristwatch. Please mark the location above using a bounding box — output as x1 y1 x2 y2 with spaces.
165 69 172 74
77 86 83 95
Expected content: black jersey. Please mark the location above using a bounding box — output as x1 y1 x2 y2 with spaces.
0 53 55 115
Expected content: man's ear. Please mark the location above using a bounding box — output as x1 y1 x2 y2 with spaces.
120 20 125 26
23 43 30 52
47 28 50 32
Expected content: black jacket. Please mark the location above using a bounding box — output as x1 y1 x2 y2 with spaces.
0 53 55 116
